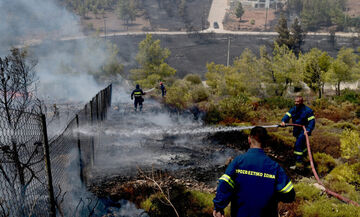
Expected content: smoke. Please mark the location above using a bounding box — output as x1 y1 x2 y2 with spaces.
0 0 116 103
57 148 148 216
0 0 80 54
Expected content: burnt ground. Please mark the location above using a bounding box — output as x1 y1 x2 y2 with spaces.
105 33 360 79
142 0 212 31
31 33 360 80
79 0 212 34
87 97 244 188
86 92 307 206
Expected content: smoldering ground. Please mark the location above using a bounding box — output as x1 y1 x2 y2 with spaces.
77 89 245 186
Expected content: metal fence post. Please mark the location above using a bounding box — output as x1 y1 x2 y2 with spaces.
96 94 99 121
75 114 84 184
41 114 56 217
89 100 95 167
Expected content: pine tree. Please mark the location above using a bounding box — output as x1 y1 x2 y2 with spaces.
235 2 244 21
275 14 291 48
290 17 305 56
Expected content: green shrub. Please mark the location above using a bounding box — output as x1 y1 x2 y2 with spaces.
316 118 335 127
218 95 253 121
191 85 209 103
294 182 322 201
165 79 191 109
326 163 360 187
140 185 224 217
313 152 336 177
332 121 359 130
340 129 360 159
250 19 255 25
316 105 352 122
301 198 360 217
335 89 360 104
204 102 222 124
356 107 360 118
260 96 294 109
312 98 331 110
185 74 202 84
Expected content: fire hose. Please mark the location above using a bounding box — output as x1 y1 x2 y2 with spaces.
277 123 360 207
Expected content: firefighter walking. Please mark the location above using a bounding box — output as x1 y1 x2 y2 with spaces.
131 84 145 112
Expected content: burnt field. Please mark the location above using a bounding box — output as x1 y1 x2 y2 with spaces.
108 33 360 79
84 94 302 203
31 33 360 79
85 97 245 188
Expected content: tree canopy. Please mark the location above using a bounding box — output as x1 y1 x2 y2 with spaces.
130 34 176 88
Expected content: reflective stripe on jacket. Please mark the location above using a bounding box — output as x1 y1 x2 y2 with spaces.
213 148 293 217
281 105 315 137
131 88 144 98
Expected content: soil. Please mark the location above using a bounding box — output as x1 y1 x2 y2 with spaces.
80 0 212 34
224 7 278 31
346 0 360 18
81 10 151 34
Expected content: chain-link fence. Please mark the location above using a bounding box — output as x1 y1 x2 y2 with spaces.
48 84 112 216
0 108 49 217
0 84 112 217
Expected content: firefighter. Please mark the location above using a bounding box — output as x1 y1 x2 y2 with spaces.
131 84 145 112
160 81 166 97
281 96 315 170
213 126 295 217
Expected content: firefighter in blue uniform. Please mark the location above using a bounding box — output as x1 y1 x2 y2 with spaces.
131 84 145 112
281 96 315 169
160 82 166 97
213 127 295 217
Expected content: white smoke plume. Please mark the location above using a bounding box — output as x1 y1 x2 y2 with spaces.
0 0 114 103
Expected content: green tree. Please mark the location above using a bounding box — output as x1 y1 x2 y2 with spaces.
269 43 299 96
301 0 346 31
290 17 305 56
302 48 332 98
275 14 291 48
130 34 176 88
235 2 244 21
328 47 359 96
232 49 262 96
116 0 137 28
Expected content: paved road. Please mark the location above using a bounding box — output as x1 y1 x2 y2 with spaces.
18 0 359 47
208 0 228 31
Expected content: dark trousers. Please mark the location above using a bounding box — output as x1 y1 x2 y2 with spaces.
294 134 307 162
134 98 143 111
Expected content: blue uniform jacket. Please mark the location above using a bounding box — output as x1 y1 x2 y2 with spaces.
213 148 293 217
131 88 144 98
281 105 315 137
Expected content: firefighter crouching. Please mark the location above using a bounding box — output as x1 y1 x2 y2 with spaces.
213 127 295 217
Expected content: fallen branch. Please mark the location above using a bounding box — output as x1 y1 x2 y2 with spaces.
137 166 180 217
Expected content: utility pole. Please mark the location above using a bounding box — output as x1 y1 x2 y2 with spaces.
227 36 231 67
104 18 107 40
265 0 270 31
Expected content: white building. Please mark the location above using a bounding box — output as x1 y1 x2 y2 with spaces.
230 0 285 9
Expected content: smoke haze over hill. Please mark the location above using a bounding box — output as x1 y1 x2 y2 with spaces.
0 0 114 102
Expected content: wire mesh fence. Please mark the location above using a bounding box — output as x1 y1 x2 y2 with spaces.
0 84 112 217
0 108 48 217
48 84 112 216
